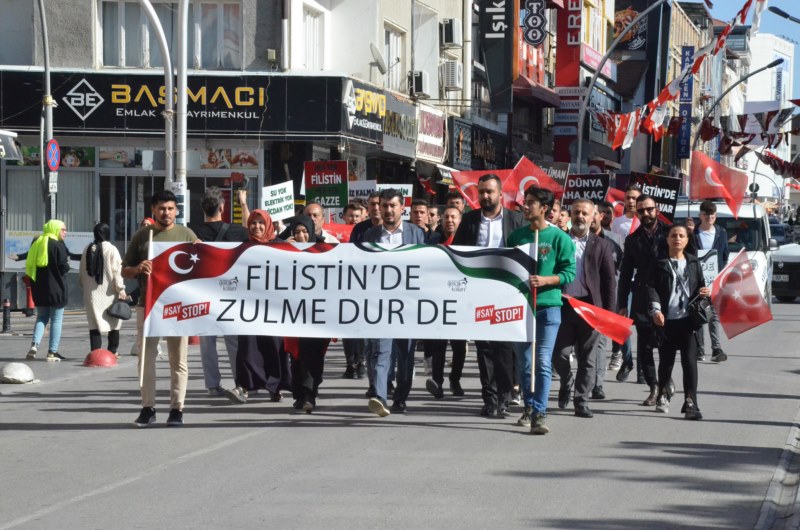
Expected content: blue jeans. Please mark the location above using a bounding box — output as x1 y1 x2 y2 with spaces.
516 306 562 414
368 338 415 403
32 306 65 353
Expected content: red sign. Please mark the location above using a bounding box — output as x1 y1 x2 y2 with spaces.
45 139 60 172
554 1 583 163
475 304 524 325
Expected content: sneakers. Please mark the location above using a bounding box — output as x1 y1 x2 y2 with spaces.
683 399 703 420
608 352 622 371
368 397 391 417
133 407 156 427
510 387 521 406
356 363 367 379
46 352 65 362
517 406 532 427
343 365 356 379
302 401 314 414
166 409 183 427
207 386 226 397
655 394 669 413
224 387 248 404
698 351 707 362
711 348 728 362
26 345 37 360
616 364 632 382
530 412 549 435
425 378 444 399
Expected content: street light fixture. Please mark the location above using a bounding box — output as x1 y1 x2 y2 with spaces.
768 6 800 25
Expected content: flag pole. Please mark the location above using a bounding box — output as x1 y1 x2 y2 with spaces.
530 229 539 394
139 229 153 388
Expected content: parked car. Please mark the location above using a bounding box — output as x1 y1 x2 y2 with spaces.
772 243 800 303
769 222 792 246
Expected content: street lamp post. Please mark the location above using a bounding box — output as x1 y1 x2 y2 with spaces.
768 6 800 25
36 0 54 221
574 0 668 174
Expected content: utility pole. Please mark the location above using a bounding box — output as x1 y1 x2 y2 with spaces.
173 0 190 225
37 0 55 221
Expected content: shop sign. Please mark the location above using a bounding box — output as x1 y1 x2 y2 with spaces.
416 105 446 164
614 1 649 52
471 126 508 170
581 44 616 81
382 92 417 158
449 118 473 170
479 0 516 113
342 79 385 143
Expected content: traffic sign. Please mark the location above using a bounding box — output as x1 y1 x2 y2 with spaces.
48 171 58 193
46 139 60 172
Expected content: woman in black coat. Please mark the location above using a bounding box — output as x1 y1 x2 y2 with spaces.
647 224 710 420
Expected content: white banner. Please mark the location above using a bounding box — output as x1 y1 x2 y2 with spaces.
143 242 535 341
4 230 93 272
261 181 295 221
698 249 720 286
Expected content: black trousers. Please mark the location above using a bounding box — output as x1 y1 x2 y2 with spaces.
342 338 365 367
475 340 514 408
656 318 699 404
552 304 602 406
291 337 330 404
426 339 467 386
635 324 658 387
90 329 120 354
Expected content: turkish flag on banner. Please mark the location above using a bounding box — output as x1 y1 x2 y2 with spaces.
605 188 626 218
710 249 772 339
509 157 563 206
564 295 633 345
323 223 354 243
689 151 749 219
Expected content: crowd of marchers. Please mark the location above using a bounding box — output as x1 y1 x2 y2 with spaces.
22 177 726 431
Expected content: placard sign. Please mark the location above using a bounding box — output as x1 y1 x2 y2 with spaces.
261 181 295 221
630 172 681 223
561 173 610 209
304 160 348 208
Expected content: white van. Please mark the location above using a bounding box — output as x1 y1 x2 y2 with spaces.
673 201 779 301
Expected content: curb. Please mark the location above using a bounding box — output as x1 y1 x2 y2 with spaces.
756 403 800 529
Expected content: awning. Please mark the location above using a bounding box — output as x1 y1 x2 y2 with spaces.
513 76 561 108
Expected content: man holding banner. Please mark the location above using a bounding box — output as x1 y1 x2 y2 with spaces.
122 190 197 428
452 174 524 419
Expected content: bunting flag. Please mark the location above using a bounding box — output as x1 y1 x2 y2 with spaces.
605 187 626 218
563 295 633 345
710 249 772 339
750 0 769 36
752 151 800 180
622 109 641 150
612 113 631 151
689 151 749 219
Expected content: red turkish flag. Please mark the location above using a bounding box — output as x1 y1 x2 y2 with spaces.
451 170 513 210
629 214 641 235
508 157 563 207
323 223 354 242
564 295 633 345
689 151 748 219
605 188 626 218
710 249 772 339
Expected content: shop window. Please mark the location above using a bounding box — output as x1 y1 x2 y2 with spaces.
303 6 324 70
384 25 404 92
101 0 241 69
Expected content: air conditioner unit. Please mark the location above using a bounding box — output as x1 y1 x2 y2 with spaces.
440 18 463 48
441 61 463 91
410 71 432 98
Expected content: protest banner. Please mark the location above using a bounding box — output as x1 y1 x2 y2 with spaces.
536 161 570 191
304 160 348 208
4 230 93 271
261 181 295 221
561 173 610 209
629 172 681 223
697 249 720 286
143 242 536 341
348 180 377 202
376 183 413 219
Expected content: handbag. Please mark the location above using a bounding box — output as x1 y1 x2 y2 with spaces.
687 295 713 330
107 299 132 321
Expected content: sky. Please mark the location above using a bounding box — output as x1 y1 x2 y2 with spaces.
709 0 800 98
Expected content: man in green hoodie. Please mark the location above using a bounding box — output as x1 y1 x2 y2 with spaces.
508 186 575 435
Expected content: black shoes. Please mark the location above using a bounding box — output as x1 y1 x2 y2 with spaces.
391 401 407 414
302 401 314 414
343 365 356 379
698 351 707 362
642 387 658 407
356 363 367 378
558 380 573 409
450 379 465 396
425 378 444 399
711 348 728 362
666 379 676 400
166 409 183 427
133 407 156 427
591 386 606 400
636 372 646 385
616 364 632 382
682 399 703 420
388 382 395 398
574 404 593 418
480 404 498 417
365 386 376 398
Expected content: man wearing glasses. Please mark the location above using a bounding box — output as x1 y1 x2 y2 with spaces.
617 195 674 407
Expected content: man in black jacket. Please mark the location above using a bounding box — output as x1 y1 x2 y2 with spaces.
191 187 248 397
617 195 670 406
452 174 524 418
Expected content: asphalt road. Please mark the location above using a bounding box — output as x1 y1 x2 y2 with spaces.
1 302 799 529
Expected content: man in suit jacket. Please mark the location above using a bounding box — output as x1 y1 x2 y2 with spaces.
552 199 617 418
363 188 425 417
452 174 525 418
692 200 730 362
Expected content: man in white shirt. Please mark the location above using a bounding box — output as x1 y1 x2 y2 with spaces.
610 184 642 240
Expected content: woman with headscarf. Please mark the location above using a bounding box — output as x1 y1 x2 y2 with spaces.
79 223 127 356
25 220 70 362
225 209 290 404
284 215 331 413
